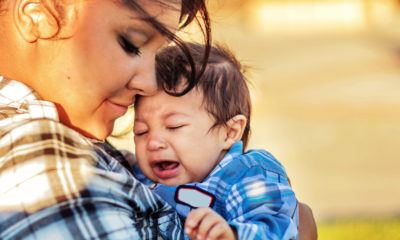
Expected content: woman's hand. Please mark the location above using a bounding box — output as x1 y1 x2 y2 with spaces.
185 207 237 240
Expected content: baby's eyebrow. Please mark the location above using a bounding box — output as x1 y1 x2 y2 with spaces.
134 117 144 123
162 111 190 120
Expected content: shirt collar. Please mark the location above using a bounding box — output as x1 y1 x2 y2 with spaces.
207 141 244 177
224 140 244 160
0 76 59 121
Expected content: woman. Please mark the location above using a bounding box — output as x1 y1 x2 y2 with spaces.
0 0 316 239
0 0 209 239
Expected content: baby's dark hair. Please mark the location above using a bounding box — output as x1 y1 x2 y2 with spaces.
156 42 252 149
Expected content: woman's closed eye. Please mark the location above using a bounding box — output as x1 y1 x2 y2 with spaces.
118 35 141 55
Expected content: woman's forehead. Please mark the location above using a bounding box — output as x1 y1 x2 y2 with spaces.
118 0 181 17
118 0 181 32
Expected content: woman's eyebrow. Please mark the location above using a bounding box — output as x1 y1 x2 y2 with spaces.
127 25 149 34
119 0 142 12
125 27 151 41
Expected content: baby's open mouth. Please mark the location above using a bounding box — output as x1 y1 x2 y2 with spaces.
152 161 180 179
157 161 179 170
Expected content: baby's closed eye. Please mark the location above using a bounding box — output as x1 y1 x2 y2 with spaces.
166 125 186 130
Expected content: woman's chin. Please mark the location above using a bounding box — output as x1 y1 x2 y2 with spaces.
69 121 113 140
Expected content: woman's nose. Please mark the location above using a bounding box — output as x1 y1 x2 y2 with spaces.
126 54 158 96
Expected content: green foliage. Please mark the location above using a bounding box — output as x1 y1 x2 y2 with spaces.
318 218 400 240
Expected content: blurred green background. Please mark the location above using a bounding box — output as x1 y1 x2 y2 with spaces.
109 0 400 238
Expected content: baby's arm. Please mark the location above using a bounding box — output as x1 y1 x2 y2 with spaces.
225 171 298 240
185 207 237 240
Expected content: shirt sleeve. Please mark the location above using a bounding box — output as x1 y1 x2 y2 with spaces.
224 166 299 240
0 119 184 240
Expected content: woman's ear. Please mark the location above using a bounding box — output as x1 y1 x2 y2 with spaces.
14 0 58 42
222 114 247 150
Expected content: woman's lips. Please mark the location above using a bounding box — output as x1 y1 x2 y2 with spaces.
151 161 180 179
106 100 129 117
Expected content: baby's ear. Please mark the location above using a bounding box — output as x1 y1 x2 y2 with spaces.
14 0 59 42
222 115 247 149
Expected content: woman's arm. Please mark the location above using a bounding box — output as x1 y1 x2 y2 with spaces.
287 178 318 240
298 202 318 240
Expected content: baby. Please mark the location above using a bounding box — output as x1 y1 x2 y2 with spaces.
133 43 299 240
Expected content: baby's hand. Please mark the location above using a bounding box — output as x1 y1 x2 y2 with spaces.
185 207 237 240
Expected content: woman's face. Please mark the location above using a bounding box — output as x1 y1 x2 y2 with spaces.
35 0 180 139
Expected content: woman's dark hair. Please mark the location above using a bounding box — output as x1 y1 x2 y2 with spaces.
0 0 211 95
156 42 252 149
120 0 211 96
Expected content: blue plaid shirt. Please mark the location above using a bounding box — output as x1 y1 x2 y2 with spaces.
0 77 184 239
149 141 299 240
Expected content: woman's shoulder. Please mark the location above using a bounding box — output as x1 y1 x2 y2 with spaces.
0 77 93 150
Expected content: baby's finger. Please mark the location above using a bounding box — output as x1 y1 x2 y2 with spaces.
186 228 198 240
207 222 234 240
185 208 207 237
196 211 224 240
185 208 211 235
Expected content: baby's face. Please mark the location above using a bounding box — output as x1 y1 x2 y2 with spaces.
134 89 229 186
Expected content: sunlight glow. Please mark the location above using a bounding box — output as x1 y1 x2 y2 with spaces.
247 181 267 197
253 0 366 32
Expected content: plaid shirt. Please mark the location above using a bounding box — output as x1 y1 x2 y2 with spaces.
0 77 184 240
151 141 299 240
